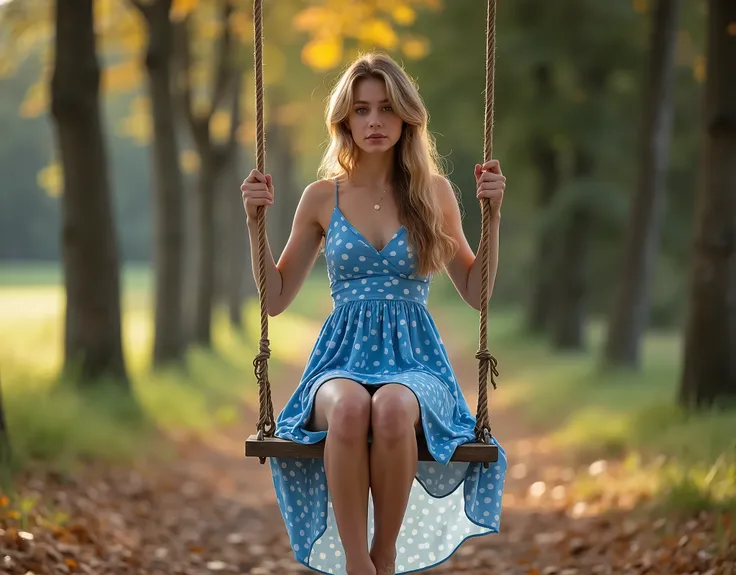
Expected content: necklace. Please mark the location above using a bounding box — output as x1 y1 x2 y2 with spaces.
373 189 387 211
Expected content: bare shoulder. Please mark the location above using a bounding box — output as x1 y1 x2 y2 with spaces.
297 178 337 233
430 173 461 210
303 178 335 199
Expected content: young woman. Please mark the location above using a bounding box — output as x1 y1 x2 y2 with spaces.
241 52 507 575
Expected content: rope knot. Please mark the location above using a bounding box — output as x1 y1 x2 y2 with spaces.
252 338 271 381
475 347 499 389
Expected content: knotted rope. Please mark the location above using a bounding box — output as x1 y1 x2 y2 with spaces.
474 0 500 447
251 0 499 456
253 0 275 456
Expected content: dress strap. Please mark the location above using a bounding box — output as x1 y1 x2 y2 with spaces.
334 178 339 208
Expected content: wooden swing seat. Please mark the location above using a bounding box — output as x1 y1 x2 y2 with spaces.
245 434 499 463
244 0 502 467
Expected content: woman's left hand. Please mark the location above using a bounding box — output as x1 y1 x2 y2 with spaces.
474 159 506 219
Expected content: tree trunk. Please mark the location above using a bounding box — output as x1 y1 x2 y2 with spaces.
678 0 736 409
214 163 232 306
139 0 187 365
603 0 680 369
527 142 560 333
264 122 295 255
193 152 217 346
550 151 594 351
527 64 560 333
227 148 251 328
50 0 128 384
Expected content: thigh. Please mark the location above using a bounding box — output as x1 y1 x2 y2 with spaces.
307 378 372 432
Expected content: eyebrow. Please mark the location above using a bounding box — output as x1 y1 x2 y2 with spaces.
354 99 390 105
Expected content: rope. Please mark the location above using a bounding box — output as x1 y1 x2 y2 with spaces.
474 0 499 445
251 0 499 453
253 0 275 450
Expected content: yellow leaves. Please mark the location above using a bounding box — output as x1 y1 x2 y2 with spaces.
358 18 398 50
294 0 438 70
401 36 429 60
230 11 252 42
727 22 736 36
209 110 231 142
180 150 200 174
302 36 343 71
20 80 48 118
171 0 199 22
102 59 142 93
118 97 152 145
293 6 335 33
391 4 416 26
37 161 63 197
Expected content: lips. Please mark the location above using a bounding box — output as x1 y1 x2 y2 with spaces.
366 134 386 140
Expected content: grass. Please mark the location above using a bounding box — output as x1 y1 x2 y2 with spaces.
429 276 736 513
0 261 328 476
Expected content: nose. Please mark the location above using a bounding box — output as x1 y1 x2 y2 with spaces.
369 114 382 128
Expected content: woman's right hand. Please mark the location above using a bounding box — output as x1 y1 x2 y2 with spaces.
241 169 274 221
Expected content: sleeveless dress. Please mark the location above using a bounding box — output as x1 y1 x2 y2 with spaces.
269 181 508 574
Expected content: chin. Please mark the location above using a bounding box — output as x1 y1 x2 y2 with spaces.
360 140 396 154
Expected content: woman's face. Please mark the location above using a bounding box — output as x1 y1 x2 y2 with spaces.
347 76 403 155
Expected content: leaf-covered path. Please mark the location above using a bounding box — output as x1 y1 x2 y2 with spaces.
1 322 733 575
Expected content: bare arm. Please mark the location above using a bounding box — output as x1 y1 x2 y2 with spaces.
245 180 329 316
437 171 503 311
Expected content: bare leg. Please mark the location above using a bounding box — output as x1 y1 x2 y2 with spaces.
310 379 375 575
368 384 421 575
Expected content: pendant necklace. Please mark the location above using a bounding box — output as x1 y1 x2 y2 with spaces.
373 189 387 211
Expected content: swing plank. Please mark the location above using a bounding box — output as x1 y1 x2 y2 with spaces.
245 435 498 463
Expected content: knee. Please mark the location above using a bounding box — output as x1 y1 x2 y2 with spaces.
371 386 419 445
328 394 371 444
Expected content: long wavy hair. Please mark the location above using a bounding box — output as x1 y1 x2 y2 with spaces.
317 52 458 277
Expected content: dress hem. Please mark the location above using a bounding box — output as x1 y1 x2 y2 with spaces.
294 471 501 575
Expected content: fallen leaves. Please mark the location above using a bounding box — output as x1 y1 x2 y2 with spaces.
1 387 734 574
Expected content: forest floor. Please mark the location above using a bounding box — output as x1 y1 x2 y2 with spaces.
1 314 734 575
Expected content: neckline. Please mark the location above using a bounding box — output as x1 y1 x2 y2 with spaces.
332 206 406 254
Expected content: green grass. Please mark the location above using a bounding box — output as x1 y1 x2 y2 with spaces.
430 276 736 513
0 262 327 476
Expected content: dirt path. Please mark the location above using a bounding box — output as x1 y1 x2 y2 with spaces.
1 320 733 575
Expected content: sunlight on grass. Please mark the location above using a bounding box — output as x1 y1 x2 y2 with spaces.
0 263 323 473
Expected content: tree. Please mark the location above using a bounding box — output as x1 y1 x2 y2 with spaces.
50 0 128 384
129 0 188 366
678 0 736 408
603 0 681 369
526 62 561 334
175 0 242 346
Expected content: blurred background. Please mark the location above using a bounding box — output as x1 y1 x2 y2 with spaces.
0 0 734 570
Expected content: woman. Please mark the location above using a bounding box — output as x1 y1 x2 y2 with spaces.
241 52 507 575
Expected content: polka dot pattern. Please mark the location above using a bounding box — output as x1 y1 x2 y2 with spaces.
268 183 508 574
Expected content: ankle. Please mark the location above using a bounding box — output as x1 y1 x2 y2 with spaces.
369 545 396 572
346 557 377 575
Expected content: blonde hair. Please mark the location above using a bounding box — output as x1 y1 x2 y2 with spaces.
317 52 457 277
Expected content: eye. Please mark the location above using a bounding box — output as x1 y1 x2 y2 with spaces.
355 107 368 114
382 106 393 112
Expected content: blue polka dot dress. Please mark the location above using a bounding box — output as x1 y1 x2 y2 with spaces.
269 180 507 574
